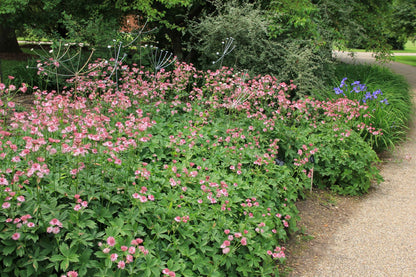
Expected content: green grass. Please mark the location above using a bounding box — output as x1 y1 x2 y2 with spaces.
1 60 28 78
394 41 416 53
342 40 416 53
393 56 416 67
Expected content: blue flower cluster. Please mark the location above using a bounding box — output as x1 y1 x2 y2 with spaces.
334 77 389 105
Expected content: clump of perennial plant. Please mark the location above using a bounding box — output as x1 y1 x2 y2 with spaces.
332 77 404 152
0 60 383 276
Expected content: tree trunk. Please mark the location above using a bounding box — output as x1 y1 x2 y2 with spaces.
0 25 21 53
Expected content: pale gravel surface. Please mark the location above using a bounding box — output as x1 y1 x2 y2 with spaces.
302 52 416 277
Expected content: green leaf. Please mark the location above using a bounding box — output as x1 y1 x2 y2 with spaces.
32 260 38 272
59 243 70 257
2 245 16 255
3 256 13 267
60 258 70 271
49 255 64 262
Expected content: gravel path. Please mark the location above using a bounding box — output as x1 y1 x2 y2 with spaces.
301 52 416 277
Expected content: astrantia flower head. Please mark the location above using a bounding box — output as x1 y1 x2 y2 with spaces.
107 236 116 246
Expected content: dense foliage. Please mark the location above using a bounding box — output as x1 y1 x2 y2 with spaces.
188 1 334 94
329 64 412 152
2 0 414 85
0 58 388 275
386 0 416 49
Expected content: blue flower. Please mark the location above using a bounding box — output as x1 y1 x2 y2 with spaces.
340 77 348 88
362 92 373 103
372 89 382 99
380 98 389 105
352 85 361 93
334 87 344 95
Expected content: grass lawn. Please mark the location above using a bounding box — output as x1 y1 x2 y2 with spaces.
393 55 416 67
342 40 416 53
394 41 416 53
0 48 36 82
1 59 28 77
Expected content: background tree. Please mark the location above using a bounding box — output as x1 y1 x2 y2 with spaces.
0 0 124 53
0 0 59 53
386 0 416 49
1 0 413 96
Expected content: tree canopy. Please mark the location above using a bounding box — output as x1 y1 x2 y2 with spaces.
1 0 414 54
1 0 415 92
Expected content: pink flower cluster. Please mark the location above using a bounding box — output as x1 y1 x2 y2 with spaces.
174 215 190 223
61 271 78 277
162 268 176 277
101 236 148 270
47 218 63 234
5 213 35 229
267 246 286 259
73 194 88 211
221 229 248 254
293 144 318 167
132 186 155 202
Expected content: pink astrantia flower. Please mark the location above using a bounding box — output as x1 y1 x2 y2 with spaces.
107 236 116 246
220 240 230 248
126 254 133 263
128 246 136 254
0 177 9 185
241 237 247 246
162 268 176 277
117 260 125 269
67 271 78 277
17 196 25 202
110 253 118 262
49 218 63 227
12 232 20 240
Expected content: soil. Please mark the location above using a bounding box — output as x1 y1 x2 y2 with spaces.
281 189 364 276
12 93 35 109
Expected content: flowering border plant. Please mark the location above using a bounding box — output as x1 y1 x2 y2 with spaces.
0 60 383 276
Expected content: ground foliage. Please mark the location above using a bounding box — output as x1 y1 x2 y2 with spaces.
0 60 387 276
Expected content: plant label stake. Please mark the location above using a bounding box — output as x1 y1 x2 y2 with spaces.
309 155 315 193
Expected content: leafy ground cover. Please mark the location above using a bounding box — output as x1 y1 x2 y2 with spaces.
0 57 408 276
